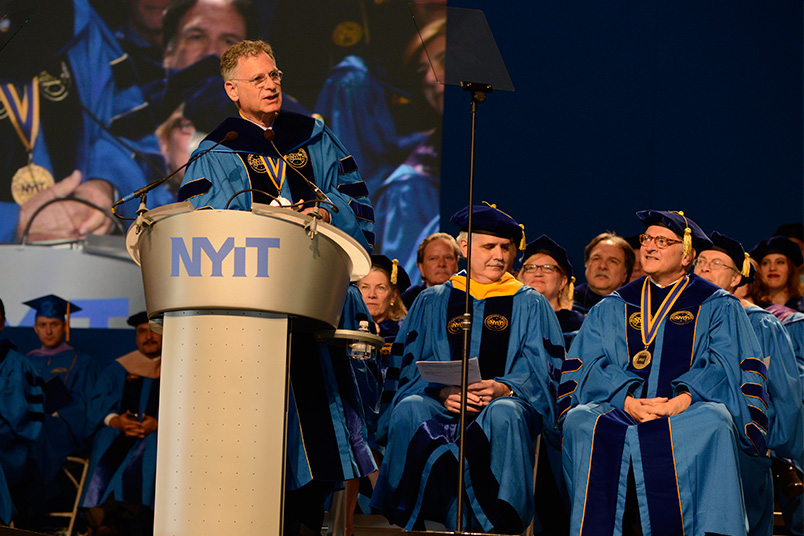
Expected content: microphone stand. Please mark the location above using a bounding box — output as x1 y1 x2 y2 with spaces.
455 81 492 534
264 131 338 240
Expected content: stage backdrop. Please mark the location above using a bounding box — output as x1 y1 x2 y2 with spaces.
440 1 802 275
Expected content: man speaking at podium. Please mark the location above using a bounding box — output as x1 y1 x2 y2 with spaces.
176 39 375 252
176 40 377 535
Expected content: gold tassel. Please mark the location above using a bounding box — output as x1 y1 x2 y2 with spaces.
391 259 399 286
519 224 526 250
674 210 693 257
741 253 751 277
66 301 71 342
567 276 575 302
682 228 692 257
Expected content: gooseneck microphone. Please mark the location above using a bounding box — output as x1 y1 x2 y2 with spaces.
113 130 239 208
263 129 339 213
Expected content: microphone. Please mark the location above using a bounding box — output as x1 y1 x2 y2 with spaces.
113 130 239 208
263 129 339 213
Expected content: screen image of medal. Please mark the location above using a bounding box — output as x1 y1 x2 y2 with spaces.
632 349 652 370
11 163 55 204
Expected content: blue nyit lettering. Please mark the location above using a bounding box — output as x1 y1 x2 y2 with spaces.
170 237 280 277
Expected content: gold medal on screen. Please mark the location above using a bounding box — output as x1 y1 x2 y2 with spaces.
11 163 55 204
1 76 56 204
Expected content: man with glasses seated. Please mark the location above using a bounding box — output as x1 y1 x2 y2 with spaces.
558 210 770 536
177 39 375 252
694 231 803 536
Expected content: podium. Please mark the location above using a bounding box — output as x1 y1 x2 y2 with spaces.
126 202 373 535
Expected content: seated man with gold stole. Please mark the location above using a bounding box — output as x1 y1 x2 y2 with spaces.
372 203 566 533
558 210 769 536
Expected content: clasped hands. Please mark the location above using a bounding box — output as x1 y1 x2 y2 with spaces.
438 379 511 414
109 413 158 438
624 392 692 423
16 171 115 242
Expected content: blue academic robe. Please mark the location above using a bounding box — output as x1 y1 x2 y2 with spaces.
558 275 769 536
778 311 804 536
371 272 566 533
81 361 159 509
176 112 379 490
779 311 804 400
178 113 376 252
314 55 425 200
285 285 377 489
372 129 441 277
739 306 804 536
0 340 44 524
25 344 98 502
351 317 402 453
571 283 605 315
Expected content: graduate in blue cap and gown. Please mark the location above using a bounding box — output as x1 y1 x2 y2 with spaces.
372 203 566 533
81 311 161 511
695 231 803 536
559 210 769 536
0 298 44 525
20 294 98 523
175 39 377 534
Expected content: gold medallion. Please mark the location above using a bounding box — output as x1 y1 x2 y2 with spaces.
11 163 55 204
632 349 652 370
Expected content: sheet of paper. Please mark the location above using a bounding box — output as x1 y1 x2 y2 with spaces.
416 357 482 386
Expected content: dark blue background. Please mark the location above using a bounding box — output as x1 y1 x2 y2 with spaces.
440 2 802 275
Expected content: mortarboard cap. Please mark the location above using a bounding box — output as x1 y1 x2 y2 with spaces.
23 294 81 341
126 311 150 328
23 294 80 319
636 209 712 256
450 201 526 250
749 235 804 268
520 234 575 300
370 255 412 294
520 235 574 280
705 231 754 286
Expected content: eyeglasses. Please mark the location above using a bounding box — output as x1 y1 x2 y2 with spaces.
693 256 738 272
522 263 559 274
639 233 682 249
230 69 284 88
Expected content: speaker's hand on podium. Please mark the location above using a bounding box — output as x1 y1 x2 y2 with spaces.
300 206 331 223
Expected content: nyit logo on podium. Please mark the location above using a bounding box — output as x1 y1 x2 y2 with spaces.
170 237 280 277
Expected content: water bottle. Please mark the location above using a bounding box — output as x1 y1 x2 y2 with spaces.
349 320 373 360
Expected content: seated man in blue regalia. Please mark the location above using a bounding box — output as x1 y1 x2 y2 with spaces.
81 311 162 514
0 298 45 525
558 210 770 536
372 203 566 533
176 39 377 535
694 231 803 536
19 294 98 526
